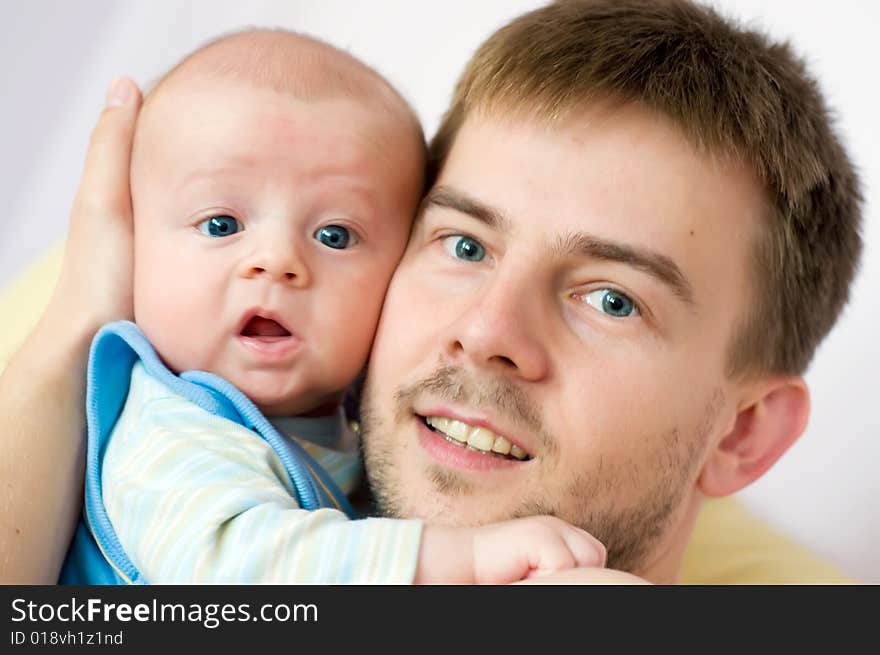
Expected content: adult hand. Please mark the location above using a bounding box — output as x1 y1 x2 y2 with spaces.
0 78 142 583
44 76 142 335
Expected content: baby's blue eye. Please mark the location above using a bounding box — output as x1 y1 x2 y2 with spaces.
442 235 486 262
314 225 351 249
197 215 244 237
584 288 639 318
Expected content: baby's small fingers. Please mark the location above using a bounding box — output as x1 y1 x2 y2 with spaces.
558 524 607 569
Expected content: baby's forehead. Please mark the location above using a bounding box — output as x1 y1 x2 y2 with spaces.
138 72 420 172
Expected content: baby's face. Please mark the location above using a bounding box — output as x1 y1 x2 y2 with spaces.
131 75 421 415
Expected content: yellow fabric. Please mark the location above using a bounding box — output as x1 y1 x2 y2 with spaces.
0 244 853 584
0 241 64 375
681 496 851 584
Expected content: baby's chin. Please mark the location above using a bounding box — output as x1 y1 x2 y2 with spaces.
231 376 343 418
232 379 308 416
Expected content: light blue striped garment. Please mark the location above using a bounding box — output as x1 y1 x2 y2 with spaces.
100 360 423 584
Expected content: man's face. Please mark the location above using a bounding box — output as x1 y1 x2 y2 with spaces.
131 75 419 416
361 103 767 573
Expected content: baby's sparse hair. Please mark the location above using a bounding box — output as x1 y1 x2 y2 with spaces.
142 27 425 159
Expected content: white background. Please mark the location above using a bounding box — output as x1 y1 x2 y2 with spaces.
1 1 877 581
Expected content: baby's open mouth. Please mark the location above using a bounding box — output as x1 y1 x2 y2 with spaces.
240 316 292 339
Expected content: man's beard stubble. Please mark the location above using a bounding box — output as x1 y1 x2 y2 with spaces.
360 364 719 573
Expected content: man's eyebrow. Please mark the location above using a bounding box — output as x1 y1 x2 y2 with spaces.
423 185 694 306
423 185 511 232
555 232 695 306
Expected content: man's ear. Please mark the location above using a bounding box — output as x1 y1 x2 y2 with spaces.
698 376 810 497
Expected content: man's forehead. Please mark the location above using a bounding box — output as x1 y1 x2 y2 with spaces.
440 106 766 239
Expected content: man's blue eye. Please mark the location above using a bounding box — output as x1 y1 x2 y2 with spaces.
314 225 351 249
584 288 639 318
197 215 244 237
442 235 486 262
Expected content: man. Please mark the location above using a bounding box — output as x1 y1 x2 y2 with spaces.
0 0 860 583
357 0 861 582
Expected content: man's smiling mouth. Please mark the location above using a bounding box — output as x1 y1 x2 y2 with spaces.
421 415 531 461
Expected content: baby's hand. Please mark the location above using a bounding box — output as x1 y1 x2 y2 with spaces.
414 516 606 584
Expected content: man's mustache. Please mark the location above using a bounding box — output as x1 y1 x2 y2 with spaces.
393 365 556 453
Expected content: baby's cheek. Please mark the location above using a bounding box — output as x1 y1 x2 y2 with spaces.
320 274 388 374
133 252 209 374
136 294 192 374
351 267 394 326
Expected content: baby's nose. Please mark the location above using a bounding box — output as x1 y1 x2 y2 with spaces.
240 243 310 286
245 265 297 281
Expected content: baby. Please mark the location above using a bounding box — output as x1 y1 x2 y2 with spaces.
61 29 604 584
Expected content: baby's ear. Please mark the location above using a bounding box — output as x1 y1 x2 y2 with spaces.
697 376 809 497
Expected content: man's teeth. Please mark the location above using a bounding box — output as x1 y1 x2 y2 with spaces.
426 416 528 460
491 435 511 455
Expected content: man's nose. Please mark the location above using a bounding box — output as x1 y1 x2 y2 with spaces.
444 269 550 382
238 229 310 286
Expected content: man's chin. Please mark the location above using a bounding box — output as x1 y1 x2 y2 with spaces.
382 498 510 528
377 467 527 527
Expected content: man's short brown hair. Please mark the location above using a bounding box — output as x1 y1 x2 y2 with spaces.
429 0 862 378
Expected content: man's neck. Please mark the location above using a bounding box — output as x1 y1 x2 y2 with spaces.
635 492 704 584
